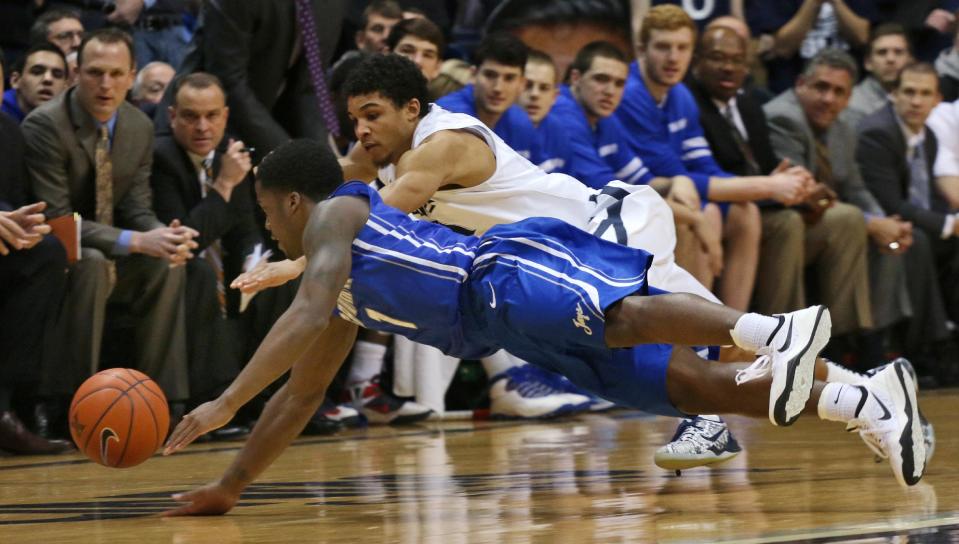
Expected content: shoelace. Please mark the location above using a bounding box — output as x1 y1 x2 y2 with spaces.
847 419 890 460
735 348 773 385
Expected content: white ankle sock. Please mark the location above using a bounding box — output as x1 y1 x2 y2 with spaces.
730 313 782 351
825 361 868 385
818 382 867 422
481 350 518 377
347 341 388 385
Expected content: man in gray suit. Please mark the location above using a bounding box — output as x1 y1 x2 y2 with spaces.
764 48 914 362
22 28 196 430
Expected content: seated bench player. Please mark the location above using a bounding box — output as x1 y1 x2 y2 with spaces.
160 140 926 516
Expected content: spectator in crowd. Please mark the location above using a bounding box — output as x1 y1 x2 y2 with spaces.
615 5 812 311
763 49 924 362
355 0 403 54
120 0 192 69
518 49 566 172
856 62 958 380
746 0 876 93
842 24 913 128
22 29 196 435
928 99 959 210
151 73 263 439
690 27 879 359
386 16 444 85
131 61 175 115
873 0 959 62
0 53 73 455
2 43 69 123
437 33 541 162
156 0 348 159
935 22 959 101
28 7 84 81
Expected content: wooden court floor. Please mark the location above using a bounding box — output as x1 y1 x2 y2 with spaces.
0 390 955 543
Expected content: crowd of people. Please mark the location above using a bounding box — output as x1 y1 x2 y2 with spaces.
0 0 955 473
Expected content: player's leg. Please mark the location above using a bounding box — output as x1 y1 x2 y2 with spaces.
605 294 830 427
663 347 926 487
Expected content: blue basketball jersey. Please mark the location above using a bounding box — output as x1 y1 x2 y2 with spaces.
329 181 680 416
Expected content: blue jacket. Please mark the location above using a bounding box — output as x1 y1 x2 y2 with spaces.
1 89 25 123
547 86 652 189
437 84 542 163
614 62 733 201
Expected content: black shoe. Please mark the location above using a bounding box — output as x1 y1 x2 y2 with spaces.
32 399 69 440
0 412 74 455
210 424 250 441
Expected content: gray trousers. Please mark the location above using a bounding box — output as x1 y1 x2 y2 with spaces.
753 204 874 335
50 247 189 401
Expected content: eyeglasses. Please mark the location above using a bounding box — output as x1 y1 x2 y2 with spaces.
51 30 85 42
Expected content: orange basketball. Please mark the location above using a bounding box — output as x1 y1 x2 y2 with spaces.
69 368 170 468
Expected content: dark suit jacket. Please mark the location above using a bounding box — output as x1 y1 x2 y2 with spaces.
688 77 779 177
856 103 948 236
0 112 27 210
22 88 162 256
156 0 347 156
151 136 262 281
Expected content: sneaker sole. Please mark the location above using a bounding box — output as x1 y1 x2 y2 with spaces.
653 449 740 471
891 361 925 486
771 306 831 427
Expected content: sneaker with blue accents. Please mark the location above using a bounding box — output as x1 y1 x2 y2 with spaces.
488 365 592 419
654 415 742 472
533 366 617 413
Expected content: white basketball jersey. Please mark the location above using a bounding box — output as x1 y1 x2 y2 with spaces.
377 105 717 302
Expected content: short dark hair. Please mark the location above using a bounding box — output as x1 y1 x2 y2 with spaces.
78 28 135 68
170 72 226 106
801 48 858 83
472 32 528 69
486 0 629 41
12 42 67 75
894 61 940 92
866 23 912 57
29 8 82 45
257 139 344 201
569 41 627 77
343 54 430 118
361 0 403 29
386 16 445 53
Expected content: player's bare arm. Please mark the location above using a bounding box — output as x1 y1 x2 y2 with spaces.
379 129 496 213
340 143 378 182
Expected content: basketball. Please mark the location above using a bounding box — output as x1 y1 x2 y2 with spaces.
68 368 170 468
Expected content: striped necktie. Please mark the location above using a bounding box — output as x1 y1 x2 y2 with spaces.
201 158 227 316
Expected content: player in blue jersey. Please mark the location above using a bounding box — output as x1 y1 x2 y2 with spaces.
160 140 926 516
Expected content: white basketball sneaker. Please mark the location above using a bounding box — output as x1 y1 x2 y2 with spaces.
654 415 742 473
735 306 832 426
848 360 926 486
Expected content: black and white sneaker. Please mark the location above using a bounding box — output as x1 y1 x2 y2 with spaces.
735 306 832 426
848 360 926 486
866 357 935 466
654 415 742 472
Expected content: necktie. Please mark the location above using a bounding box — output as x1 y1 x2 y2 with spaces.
201 158 227 316
813 137 834 189
95 125 117 284
723 105 760 176
293 0 341 137
909 142 931 209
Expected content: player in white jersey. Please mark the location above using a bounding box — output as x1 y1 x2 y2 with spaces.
233 55 927 471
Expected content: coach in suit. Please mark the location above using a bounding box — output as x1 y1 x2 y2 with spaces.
691 28 876 343
22 29 195 420
152 73 261 428
856 63 956 376
154 0 347 157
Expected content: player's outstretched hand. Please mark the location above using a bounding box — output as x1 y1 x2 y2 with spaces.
230 258 304 294
163 399 235 455
163 482 239 517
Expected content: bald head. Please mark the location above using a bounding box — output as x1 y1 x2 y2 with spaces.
693 26 748 102
705 16 750 42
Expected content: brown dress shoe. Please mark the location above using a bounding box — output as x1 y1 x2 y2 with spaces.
0 411 74 455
